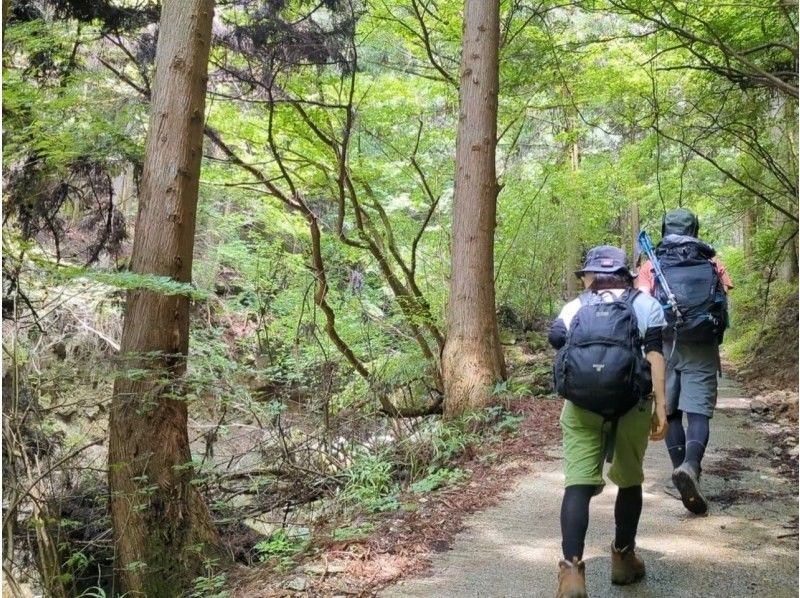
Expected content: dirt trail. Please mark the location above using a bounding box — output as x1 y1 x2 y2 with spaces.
382 377 798 597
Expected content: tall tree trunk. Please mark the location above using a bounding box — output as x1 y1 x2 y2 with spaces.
2 0 10 35
442 0 505 418
779 217 798 281
630 200 640 269
108 1 219 595
779 97 798 281
743 203 755 268
783 238 798 281
563 88 581 296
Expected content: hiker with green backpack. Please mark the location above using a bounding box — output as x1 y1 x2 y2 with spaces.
549 245 667 598
637 208 733 516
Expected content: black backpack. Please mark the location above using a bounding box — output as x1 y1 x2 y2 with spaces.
553 289 652 418
655 238 728 344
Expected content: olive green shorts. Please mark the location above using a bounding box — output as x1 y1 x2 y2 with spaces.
560 399 653 489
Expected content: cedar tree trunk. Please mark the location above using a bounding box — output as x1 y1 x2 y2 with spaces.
442 0 506 418
630 200 640 269
108 1 219 595
563 91 580 296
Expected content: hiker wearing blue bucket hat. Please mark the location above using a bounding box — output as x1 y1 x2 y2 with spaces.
549 245 668 598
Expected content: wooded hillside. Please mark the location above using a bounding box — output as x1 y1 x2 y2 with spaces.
2 0 796 595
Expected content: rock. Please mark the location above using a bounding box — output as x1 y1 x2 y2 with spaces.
55 409 78 423
789 446 799 457
750 399 769 415
333 580 362 595
304 563 346 575
285 576 307 591
242 517 277 537
52 341 67 360
2 579 34 598
86 403 106 421
771 446 783 455
430 539 450 552
287 525 311 539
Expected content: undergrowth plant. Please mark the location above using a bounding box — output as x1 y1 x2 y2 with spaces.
189 558 229 598
332 522 376 541
410 468 466 494
252 530 311 571
341 449 398 513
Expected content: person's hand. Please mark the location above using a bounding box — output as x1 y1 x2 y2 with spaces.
650 401 667 441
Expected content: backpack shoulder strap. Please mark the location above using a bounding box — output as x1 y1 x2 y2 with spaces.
620 288 643 341
577 291 594 306
622 288 641 305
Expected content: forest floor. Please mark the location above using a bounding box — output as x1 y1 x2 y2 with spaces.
230 355 799 597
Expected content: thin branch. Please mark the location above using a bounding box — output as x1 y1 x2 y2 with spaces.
97 58 150 99
396 0 457 87
495 171 550 283
653 124 798 222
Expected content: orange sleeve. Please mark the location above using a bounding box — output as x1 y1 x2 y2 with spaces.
637 261 657 295
712 257 734 291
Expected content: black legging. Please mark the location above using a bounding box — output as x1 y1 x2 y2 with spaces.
561 484 643 561
665 409 710 469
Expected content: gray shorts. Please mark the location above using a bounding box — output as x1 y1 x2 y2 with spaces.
665 339 719 418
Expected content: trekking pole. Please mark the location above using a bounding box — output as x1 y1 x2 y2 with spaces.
637 231 682 323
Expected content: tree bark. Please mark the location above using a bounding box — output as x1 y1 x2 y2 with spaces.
2 0 10 36
442 0 505 418
743 204 755 268
630 200 640 269
778 97 798 281
108 2 219 595
563 87 581 296
779 218 798 282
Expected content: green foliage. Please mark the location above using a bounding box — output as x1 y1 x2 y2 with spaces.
54 267 210 300
62 549 90 573
494 412 526 435
190 559 229 598
723 241 798 373
341 450 397 512
401 406 501 479
190 575 229 598
410 468 466 494
253 529 311 571
332 522 376 541
2 1 796 594
4 20 145 167
428 420 480 465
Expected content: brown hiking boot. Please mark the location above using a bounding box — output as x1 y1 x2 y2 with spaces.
611 543 645 585
672 462 708 515
556 557 588 598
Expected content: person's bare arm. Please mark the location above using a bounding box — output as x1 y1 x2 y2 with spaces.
637 261 656 294
646 350 667 440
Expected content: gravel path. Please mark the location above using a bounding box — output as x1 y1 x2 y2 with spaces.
382 377 798 597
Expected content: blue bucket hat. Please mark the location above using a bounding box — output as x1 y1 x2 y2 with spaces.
574 245 636 279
